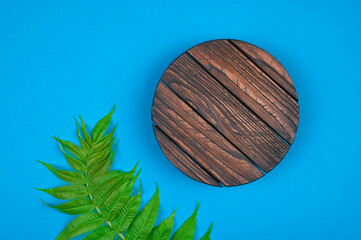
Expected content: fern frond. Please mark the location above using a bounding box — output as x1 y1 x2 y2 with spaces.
50 198 95 215
126 186 160 240
36 107 214 239
171 204 198 240
79 115 92 145
74 117 91 154
56 213 104 240
83 226 116 240
36 185 88 200
113 188 142 233
53 137 87 162
200 223 213 240
59 144 86 172
91 105 115 142
147 210 175 240
37 160 85 184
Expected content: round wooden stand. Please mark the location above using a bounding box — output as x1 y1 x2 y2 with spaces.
152 39 299 187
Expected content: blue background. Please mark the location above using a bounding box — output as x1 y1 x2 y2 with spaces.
1 0 361 239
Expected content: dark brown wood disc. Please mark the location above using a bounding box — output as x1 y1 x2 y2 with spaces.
151 39 299 187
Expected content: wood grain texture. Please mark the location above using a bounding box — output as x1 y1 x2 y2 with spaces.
152 39 299 186
153 126 221 186
187 40 299 144
152 81 264 186
229 39 298 101
161 53 290 173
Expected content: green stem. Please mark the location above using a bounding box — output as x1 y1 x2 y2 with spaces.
82 136 126 239
81 138 126 240
86 180 126 240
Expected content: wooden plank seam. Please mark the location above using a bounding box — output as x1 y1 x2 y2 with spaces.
152 124 223 187
186 40 298 144
228 39 298 102
153 83 263 186
159 79 267 175
185 51 292 147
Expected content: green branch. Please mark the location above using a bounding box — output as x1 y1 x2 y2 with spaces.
35 106 214 240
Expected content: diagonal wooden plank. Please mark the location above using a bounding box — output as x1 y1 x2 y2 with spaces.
229 39 298 101
223 40 299 117
161 53 290 173
153 126 221 187
187 40 299 144
152 81 264 186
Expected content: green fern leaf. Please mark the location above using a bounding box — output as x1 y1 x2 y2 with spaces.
79 115 92 146
90 126 116 155
91 106 114 142
113 188 142 233
200 223 213 240
50 198 94 215
147 210 175 240
37 107 214 240
87 149 116 181
126 186 160 240
89 170 131 195
102 182 131 221
102 171 139 220
56 212 103 240
102 172 139 221
36 185 88 200
37 161 85 184
59 144 85 172
54 137 87 162
93 177 129 209
87 139 114 169
171 204 199 240
83 226 116 240
74 118 91 153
